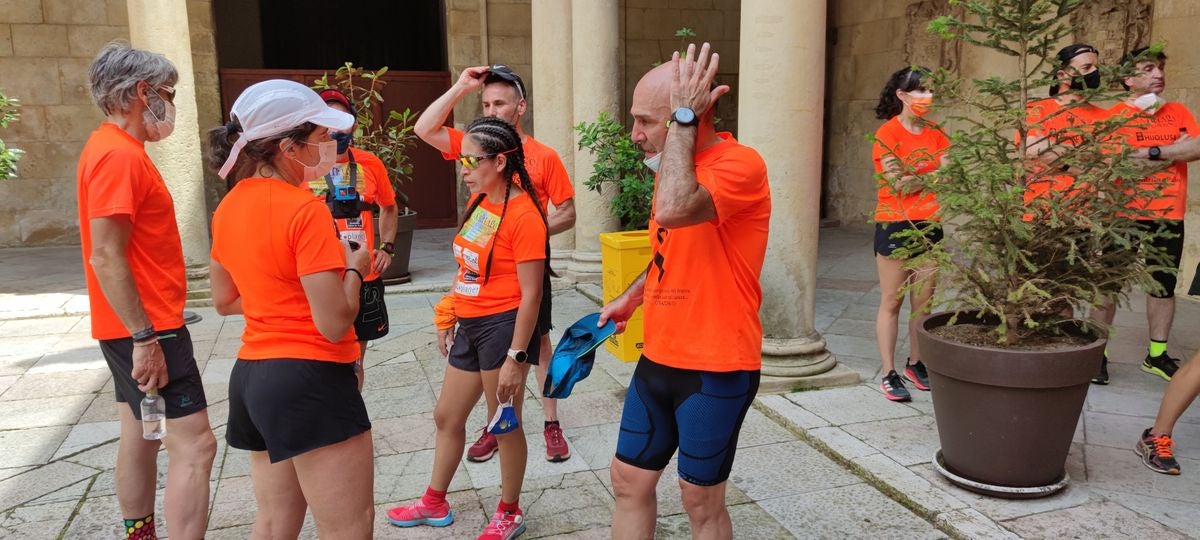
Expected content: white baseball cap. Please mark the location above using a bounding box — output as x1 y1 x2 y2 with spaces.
217 79 354 179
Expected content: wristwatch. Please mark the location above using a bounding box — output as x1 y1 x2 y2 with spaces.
1148 146 1163 161
379 241 395 255
507 348 528 363
131 326 156 343
670 107 698 127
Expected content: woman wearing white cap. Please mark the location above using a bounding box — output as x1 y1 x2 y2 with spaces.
205 79 374 538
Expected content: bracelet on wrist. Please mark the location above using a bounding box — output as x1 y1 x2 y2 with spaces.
134 336 159 347
131 326 156 342
345 268 365 282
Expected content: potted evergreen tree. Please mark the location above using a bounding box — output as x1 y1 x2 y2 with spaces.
313 64 420 285
900 0 1174 498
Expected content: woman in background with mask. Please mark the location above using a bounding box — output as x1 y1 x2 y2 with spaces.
205 79 375 539
871 66 948 402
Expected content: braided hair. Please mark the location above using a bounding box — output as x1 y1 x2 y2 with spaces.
459 116 554 283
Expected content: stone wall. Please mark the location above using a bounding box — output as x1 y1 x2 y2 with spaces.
0 0 221 247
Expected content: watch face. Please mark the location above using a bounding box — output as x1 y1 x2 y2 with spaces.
1150 146 1162 159
674 108 696 125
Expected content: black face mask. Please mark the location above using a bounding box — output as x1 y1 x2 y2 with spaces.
331 131 352 154
1069 70 1102 92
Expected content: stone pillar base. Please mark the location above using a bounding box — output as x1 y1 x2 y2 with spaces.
758 336 860 394
185 263 212 307
567 250 603 283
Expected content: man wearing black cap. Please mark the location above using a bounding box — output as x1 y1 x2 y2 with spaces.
312 88 398 390
415 65 578 463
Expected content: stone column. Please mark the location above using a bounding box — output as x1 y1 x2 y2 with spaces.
126 0 211 297
532 0 576 269
568 0 620 281
740 0 855 391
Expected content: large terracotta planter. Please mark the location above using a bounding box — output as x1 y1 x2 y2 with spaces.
916 311 1104 498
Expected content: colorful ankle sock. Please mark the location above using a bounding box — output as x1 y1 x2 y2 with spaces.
124 513 156 540
1149 340 1168 358
498 498 521 514
422 486 448 507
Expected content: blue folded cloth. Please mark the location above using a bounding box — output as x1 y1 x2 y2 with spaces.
543 313 617 399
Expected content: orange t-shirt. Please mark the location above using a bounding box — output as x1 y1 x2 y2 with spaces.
306 147 397 281
76 123 186 340
442 128 575 210
452 191 548 318
1021 98 1113 202
211 177 358 362
1109 101 1198 220
871 117 949 222
642 133 771 373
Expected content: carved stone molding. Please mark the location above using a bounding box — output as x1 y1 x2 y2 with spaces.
1071 0 1154 63
905 0 965 73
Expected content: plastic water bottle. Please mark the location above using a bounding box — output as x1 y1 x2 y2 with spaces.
141 389 166 440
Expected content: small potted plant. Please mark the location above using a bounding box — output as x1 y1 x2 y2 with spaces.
575 111 654 231
900 0 1173 498
313 63 420 285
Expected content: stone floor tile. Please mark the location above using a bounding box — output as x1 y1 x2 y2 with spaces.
0 425 70 468
758 483 947 539
736 408 797 449
822 332 884 360
0 316 79 337
49 420 120 462
0 461 99 512
562 422 620 472
2 499 77 538
362 383 436 420
910 463 1092 521
537 526 614 539
362 362 427 391
0 374 18 397
464 430 592 490
207 524 255 539
26 475 92 505
1003 500 1189 539
835 353 885 382
208 475 257 530
842 414 940 466
1084 444 1200 503
1092 488 1200 535
933 508 1020 539
854 453 968 514
372 412 439 456
1085 410 1200 459
220 447 251 479
825 317 881 340
655 502 794 539
756 395 831 430
74 394 118 424
372 490 486 539
807 426 880 461
0 393 92 430
783 385 921 425
730 441 861 500
1086 384 1200 426
376 449 473 504
476 470 613 538
27 346 108 374
556 389 626 430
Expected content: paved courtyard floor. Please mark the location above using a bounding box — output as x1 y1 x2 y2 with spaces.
0 226 1196 538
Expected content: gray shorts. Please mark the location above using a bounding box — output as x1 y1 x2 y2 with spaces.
449 309 541 372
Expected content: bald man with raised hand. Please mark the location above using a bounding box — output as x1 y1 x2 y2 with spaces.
599 43 771 540
414 64 578 464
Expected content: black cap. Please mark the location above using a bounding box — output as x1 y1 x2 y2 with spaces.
484 64 526 100
1050 44 1098 96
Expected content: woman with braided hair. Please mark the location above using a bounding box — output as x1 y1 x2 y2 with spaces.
387 116 547 540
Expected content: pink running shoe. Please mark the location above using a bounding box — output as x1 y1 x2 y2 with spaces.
386 499 454 528
477 509 525 540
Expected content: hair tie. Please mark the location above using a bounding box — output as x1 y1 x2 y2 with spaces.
225 120 240 133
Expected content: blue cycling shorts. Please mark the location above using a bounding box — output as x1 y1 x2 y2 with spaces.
615 355 760 486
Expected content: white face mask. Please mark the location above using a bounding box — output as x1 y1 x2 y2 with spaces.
643 152 662 173
1133 92 1163 113
143 91 176 141
287 139 338 183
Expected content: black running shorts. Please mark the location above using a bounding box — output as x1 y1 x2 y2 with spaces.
448 309 541 372
99 325 207 420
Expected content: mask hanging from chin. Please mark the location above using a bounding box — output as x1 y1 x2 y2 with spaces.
643 152 662 173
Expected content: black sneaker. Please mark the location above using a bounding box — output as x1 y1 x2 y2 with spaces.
1135 428 1181 475
1091 356 1110 385
1142 353 1180 381
881 370 911 402
903 360 930 391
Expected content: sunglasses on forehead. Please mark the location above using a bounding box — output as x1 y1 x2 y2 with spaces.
457 148 516 170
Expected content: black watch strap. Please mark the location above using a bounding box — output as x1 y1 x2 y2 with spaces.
1148 146 1163 160
131 326 156 342
379 241 395 255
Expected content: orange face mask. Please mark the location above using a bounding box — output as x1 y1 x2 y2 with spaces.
909 95 934 117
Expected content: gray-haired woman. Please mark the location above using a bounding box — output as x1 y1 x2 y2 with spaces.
78 41 217 540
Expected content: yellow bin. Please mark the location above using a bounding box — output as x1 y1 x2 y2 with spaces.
600 230 652 362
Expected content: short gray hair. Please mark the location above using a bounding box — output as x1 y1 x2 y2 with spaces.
88 41 178 115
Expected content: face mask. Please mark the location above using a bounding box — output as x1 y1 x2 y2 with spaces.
908 92 934 117
486 396 519 435
643 152 662 173
1069 69 1102 92
143 90 176 141
331 131 353 154
1133 92 1163 113
287 139 338 183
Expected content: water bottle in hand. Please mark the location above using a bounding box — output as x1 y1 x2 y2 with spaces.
141 389 166 440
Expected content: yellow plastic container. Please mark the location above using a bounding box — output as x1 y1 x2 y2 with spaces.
600 230 652 362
